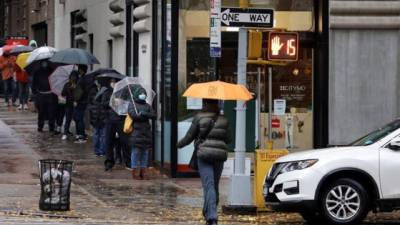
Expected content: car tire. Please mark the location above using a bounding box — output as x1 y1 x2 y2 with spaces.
300 211 323 224
320 178 370 225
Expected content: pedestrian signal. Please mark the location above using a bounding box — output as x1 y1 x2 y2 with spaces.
267 32 298 61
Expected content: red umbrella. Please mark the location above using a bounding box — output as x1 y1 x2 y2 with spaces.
1 44 18 55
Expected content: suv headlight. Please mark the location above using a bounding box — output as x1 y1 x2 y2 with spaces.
279 159 318 174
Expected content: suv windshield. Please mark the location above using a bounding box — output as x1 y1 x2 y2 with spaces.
350 120 400 146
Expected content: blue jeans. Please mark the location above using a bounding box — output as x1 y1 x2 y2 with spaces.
12 80 18 104
73 104 86 137
63 105 74 134
197 158 224 221
18 82 29 105
131 147 149 169
3 78 13 104
93 127 106 155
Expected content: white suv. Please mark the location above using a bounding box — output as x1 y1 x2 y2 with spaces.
264 119 400 225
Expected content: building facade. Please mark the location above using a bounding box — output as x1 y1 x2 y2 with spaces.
0 0 54 47
29 0 55 46
329 0 400 146
1 0 30 38
54 0 126 73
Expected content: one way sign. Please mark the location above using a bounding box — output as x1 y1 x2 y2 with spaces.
221 8 274 28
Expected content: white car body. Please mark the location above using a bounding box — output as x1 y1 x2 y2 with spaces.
264 120 400 224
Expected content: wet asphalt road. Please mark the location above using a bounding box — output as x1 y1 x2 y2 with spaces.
0 104 400 224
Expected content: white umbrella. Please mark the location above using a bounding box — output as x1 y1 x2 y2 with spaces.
26 46 57 67
49 65 76 96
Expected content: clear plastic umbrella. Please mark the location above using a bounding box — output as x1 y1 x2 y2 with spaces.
110 77 156 115
49 65 76 96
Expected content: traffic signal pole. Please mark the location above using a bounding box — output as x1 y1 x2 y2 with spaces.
226 0 253 210
227 27 253 208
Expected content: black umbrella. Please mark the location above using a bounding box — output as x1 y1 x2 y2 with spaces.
82 68 122 86
97 73 126 80
10 45 34 55
25 59 62 75
49 48 100 65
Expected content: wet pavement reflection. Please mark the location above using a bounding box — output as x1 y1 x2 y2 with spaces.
0 106 400 224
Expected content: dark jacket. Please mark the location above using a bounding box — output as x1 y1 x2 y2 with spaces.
177 112 231 153
61 81 75 106
127 100 156 149
74 72 89 105
32 66 53 94
88 86 108 128
102 86 124 122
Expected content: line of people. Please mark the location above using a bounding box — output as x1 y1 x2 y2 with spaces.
26 60 155 179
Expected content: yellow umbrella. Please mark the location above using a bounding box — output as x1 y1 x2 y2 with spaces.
183 80 253 101
16 52 31 70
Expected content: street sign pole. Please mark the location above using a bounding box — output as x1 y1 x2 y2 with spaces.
228 27 253 207
268 67 273 141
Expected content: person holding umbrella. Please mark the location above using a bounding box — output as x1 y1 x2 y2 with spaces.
177 81 252 225
31 60 58 132
60 71 78 140
128 86 156 179
10 46 34 110
0 51 15 107
87 77 109 156
13 60 29 110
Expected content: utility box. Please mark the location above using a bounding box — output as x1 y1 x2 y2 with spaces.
253 149 289 210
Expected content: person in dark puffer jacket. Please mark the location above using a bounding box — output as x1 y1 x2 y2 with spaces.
88 78 109 156
128 86 156 180
177 99 231 225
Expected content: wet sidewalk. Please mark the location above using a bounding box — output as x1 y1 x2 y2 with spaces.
2 104 400 224
0 104 306 224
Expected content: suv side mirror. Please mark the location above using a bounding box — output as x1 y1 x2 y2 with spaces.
388 140 400 151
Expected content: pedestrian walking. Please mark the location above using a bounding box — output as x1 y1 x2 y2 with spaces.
73 64 89 143
31 60 57 132
128 86 156 179
104 79 130 171
88 79 108 156
177 99 231 225
14 63 29 110
0 53 14 107
61 72 78 140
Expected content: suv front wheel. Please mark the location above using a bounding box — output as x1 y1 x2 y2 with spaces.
320 178 370 225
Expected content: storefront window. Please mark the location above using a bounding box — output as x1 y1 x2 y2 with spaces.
175 0 315 173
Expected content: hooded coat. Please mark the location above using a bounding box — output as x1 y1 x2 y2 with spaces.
127 86 156 149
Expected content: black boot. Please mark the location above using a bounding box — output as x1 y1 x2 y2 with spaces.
206 219 217 225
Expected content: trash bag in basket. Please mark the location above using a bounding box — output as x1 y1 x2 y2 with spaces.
39 159 73 211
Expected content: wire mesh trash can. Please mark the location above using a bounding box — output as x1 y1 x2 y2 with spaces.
38 159 73 211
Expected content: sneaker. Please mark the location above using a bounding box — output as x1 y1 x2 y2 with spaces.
23 104 28 110
74 138 87 144
17 105 23 110
61 134 68 140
